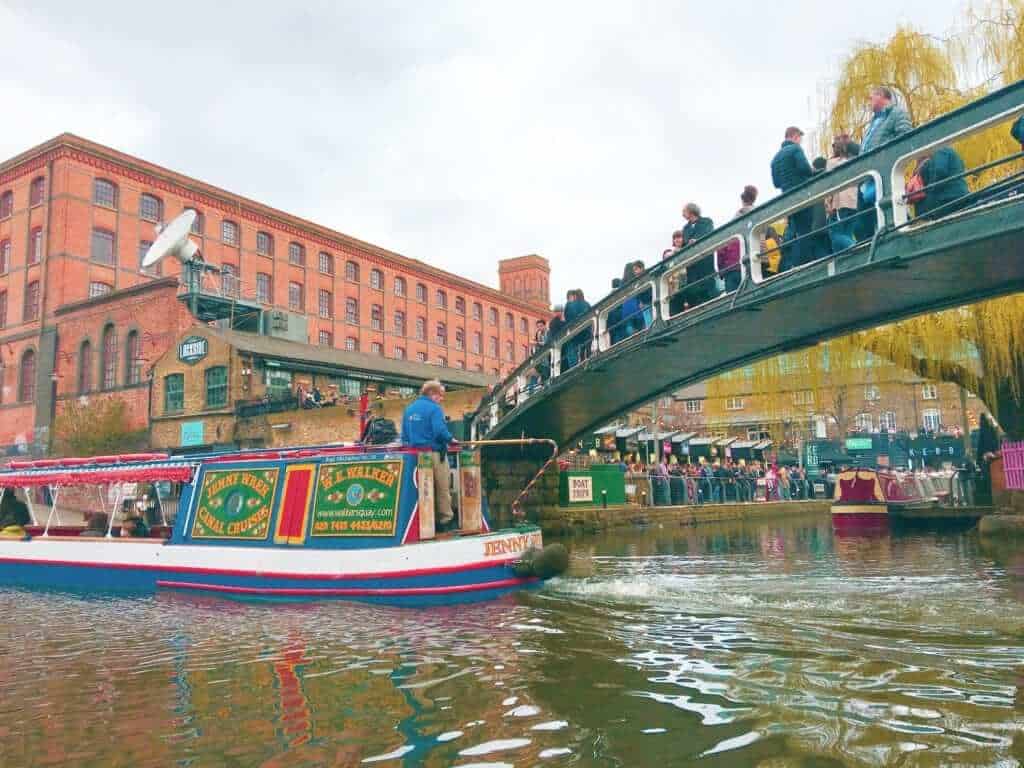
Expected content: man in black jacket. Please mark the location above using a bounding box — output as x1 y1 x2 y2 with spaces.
771 126 814 272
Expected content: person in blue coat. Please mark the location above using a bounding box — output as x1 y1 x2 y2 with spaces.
913 147 970 219
402 380 455 529
771 126 814 271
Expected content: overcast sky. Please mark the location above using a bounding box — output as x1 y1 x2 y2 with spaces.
1 1 964 303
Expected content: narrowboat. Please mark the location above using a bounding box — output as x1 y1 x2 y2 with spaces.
831 467 950 531
0 441 567 606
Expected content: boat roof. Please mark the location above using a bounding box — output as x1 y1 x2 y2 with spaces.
0 443 420 487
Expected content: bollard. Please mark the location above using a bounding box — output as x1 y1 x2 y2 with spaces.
602 489 608 509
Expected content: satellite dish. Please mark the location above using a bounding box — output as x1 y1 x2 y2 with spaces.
142 209 199 268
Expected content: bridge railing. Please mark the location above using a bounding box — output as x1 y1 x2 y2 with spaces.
474 80 1024 439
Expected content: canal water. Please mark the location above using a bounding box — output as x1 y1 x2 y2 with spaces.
1 514 1022 767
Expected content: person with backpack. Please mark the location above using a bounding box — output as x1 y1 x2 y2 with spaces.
401 380 456 530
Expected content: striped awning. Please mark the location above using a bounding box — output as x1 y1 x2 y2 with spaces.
0 462 195 488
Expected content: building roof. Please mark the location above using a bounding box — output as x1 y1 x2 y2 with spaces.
208 328 496 389
1 133 548 317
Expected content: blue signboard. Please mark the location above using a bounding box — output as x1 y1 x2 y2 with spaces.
180 420 205 447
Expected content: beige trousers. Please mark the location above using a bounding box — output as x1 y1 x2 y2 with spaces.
431 452 454 524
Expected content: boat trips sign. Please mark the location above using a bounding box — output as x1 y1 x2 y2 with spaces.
192 468 279 539
311 460 403 537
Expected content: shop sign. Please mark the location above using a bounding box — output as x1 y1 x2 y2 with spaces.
845 437 873 450
178 335 208 365
569 475 593 503
311 460 403 537
191 467 279 540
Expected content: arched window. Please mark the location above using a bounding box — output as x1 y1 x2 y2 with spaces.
454 296 466 315
78 340 93 394
0 291 6 330
519 317 528 334
221 220 239 246
345 298 359 324
139 194 163 222
28 227 43 264
91 228 115 265
101 324 118 390
256 231 273 256
436 289 447 309
394 310 406 335
472 302 482 320
19 349 36 403
29 176 45 207
345 260 360 282
0 239 10 273
415 316 426 341
489 307 498 326
185 208 204 235
88 282 112 298
394 277 407 297
371 304 383 330
125 330 142 385
288 242 305 266
455 327 465 350
318 251 334 274
221 264 239 298
415 283 427 302
93 179 118 208
436 322 447 345
0 190 12 218
472 331 481 353
23 281 39 321
370 268 383 290
505 312 514 330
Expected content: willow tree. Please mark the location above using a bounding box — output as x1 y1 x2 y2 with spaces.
709 1 1024 441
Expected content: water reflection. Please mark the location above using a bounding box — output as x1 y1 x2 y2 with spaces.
0 513 1022 766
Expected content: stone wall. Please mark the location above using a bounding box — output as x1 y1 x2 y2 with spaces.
539 499 830 535
481 443 560 527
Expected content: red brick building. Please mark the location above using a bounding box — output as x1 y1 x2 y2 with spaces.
0 134 550 454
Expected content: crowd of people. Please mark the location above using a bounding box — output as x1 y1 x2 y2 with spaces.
492 101 1022 438
602 455 816 504
499 91 1024 415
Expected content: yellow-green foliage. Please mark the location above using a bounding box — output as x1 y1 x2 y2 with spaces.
52 397 147 458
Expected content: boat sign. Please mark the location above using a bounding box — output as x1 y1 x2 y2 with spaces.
192 467 279 539
311 460 403 536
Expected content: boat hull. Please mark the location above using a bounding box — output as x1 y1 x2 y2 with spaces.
0 527 547 607
831 503 889 532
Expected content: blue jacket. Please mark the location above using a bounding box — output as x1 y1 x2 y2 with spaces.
861 104 913 153
1012 114 1024 145
771 141 813 192
563 299 592 325
401 395 452 451
916 146 969 218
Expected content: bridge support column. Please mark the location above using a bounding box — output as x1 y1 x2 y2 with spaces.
481 443 560 528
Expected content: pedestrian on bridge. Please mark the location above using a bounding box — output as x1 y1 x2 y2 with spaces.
826 136 859 252
913 147 970 220
771 126 814 271
681 203 714 245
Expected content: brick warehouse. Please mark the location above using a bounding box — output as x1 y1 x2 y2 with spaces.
0 134 551 453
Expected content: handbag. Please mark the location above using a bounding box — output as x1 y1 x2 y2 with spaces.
905 171 926 204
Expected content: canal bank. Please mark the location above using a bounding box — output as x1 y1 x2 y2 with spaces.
538 499 830 535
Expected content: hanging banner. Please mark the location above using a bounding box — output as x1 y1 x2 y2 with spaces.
311 460 403 537
191 467 278 540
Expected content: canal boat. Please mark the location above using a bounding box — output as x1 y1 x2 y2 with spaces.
831 467 954 531
0 441 567 606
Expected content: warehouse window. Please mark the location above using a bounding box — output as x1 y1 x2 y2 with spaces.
93 179 118 208
205 366 228 408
